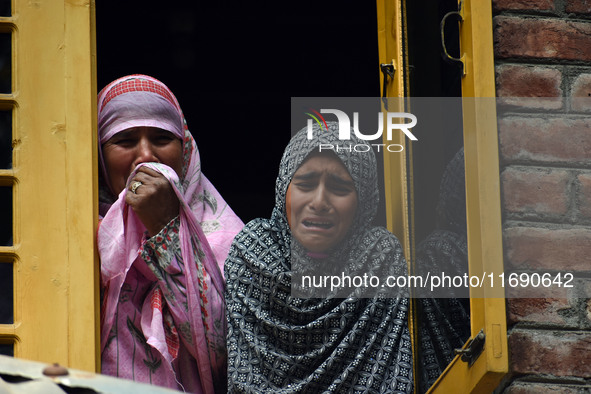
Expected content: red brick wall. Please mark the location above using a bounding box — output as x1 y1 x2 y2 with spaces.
493 0 591 391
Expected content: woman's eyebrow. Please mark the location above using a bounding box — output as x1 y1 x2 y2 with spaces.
293 171 320 180
328 174 355 187
114 129 135 138
152 128 174 136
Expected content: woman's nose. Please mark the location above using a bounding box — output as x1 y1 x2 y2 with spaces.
310 186 330 212
135 138 158 164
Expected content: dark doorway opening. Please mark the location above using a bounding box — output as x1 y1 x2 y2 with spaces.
96 1 380 223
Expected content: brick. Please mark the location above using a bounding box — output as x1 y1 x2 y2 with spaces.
566 0 591 14
584 281 591 325
578 173 591 220
504 382 591 393
494 16 591 62
496 65 563 109
504 227 591 272
507 298 571 326
493 0 555 11
509 329 591 377
571 74 591 112
499 117 591 164
507 284 572 325
502 167 570 216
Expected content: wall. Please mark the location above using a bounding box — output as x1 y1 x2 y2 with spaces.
493 0 591 391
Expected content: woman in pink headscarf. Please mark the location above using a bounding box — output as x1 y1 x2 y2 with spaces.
97 74 243 393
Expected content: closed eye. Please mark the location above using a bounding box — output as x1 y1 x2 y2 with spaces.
152 131 177 145
111 138 135 147
294 182 316 191
327 176 355 195
155 136 174 144
329 184 355 195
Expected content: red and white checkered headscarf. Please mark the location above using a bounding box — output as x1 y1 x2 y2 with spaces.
99 74 182 138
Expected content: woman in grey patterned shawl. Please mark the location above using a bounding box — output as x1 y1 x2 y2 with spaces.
225 122 413 393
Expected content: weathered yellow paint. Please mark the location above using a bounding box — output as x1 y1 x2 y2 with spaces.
0 0 98 371
375 0 411 259
376 0 417 387
428 0 508 392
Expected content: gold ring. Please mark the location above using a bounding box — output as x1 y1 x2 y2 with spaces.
130 181 143 194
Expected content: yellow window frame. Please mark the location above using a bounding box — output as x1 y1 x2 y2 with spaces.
0 0 99 371
376 0 508 392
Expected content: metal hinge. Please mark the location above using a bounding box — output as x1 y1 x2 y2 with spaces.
454 329 485 367
380 61 395 108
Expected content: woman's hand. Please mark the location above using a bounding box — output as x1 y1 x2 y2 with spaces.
125 166 180 236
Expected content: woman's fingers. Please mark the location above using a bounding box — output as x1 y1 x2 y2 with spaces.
125 169 180 236
133 165 162 179
127 166 164 193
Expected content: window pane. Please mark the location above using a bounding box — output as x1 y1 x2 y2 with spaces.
0 262 12 324
0 343 13 357
0 186 11 246
0 0 9 17
0 33 10 93
0 109 11 169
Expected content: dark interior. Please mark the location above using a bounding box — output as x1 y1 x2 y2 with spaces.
96 1 380 224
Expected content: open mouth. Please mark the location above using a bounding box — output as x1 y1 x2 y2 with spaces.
303 220 334 229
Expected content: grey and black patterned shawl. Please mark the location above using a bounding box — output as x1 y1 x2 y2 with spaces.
225 123 413 393
416 148 470 393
